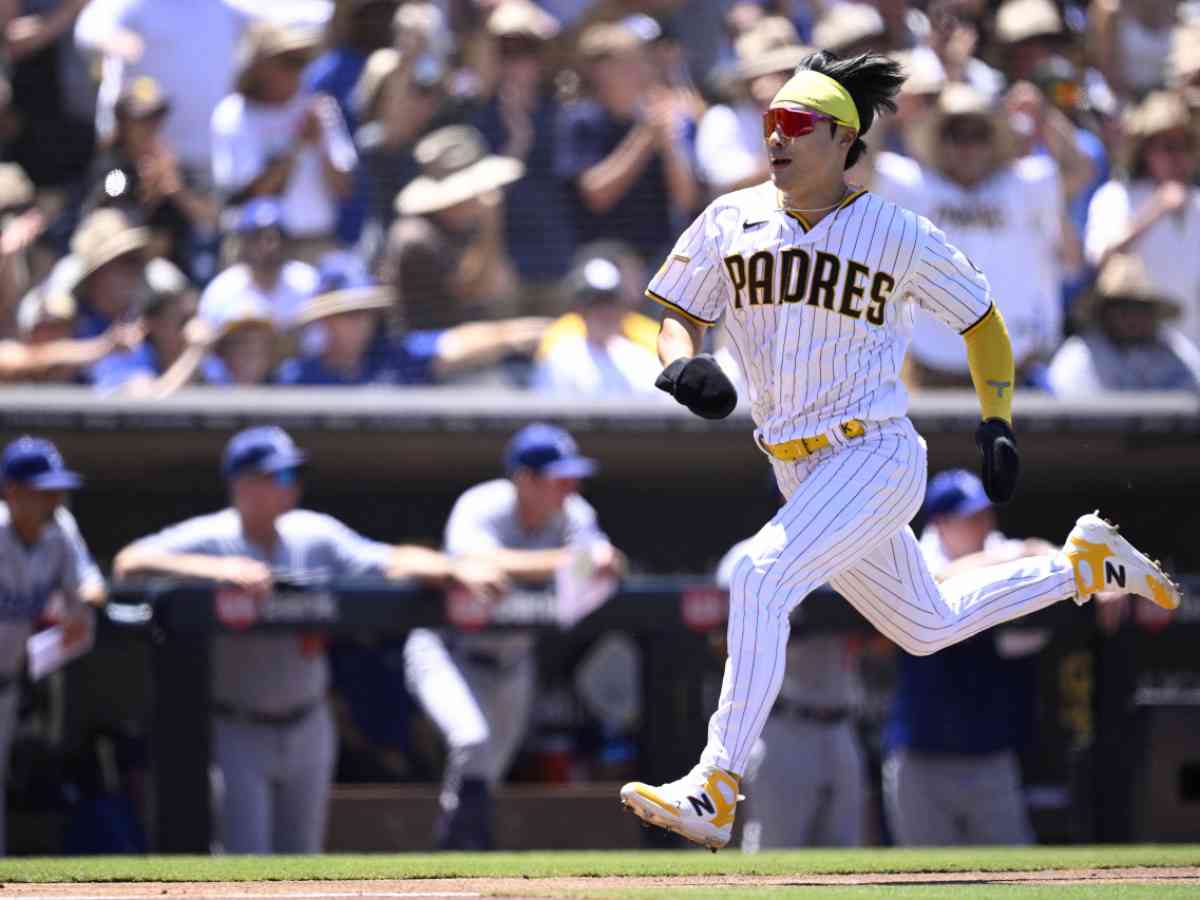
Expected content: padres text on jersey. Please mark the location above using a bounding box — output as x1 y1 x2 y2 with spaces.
646 182 993 445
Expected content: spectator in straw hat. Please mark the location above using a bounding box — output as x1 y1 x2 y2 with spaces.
1086 90 1200 348
279 252 547 386
69 208 151 340
385 125 523 329
873 83 1068 389
83 76 220 282
696 17 810 193
812 3 887 57
473 1 575 293
87 258 198 393
992 0 1072 84
143 295 284 394
555 20 699 263
212 22 357 261
0 278 142 384
1048 253 1200 395
0 163 45 336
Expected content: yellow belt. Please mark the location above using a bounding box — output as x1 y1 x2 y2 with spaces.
759 419 866 462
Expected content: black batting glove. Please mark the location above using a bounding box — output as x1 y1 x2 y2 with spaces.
655 354 738 420
975 418 1020 504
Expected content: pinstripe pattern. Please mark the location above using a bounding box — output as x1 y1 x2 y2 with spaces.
648 182 1074 782
698 419 1076 776
646 184 991 443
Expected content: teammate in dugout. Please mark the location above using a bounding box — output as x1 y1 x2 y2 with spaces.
619 50 1181 851
113 426 506 855
0 437 105 855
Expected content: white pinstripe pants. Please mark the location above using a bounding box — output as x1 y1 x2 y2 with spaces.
702 418 1075 776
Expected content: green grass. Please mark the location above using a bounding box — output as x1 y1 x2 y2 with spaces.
0 845 1196 883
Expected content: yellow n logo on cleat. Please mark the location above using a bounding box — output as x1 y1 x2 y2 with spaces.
691 770 739 827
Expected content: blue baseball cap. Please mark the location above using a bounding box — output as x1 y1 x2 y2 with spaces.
1 436 82 491
924 469 991 521
222 426 307 479
504 423 597 479
232 198 284 234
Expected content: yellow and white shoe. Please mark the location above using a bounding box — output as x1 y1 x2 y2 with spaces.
1065 512 1180 610
620 765 741 851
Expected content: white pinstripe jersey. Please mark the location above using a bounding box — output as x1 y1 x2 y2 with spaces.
647 181 993 444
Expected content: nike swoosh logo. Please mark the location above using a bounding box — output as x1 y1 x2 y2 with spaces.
743 220 767 230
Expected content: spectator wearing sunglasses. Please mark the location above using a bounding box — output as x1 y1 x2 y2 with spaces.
873 83 1067 390
212 23 357 263
1048 253 1200 396
1086 90 1200 350
112 426 507 854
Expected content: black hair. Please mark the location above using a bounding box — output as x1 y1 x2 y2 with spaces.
795 50 905 169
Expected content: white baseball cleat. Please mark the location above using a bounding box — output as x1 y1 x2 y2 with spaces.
620 764 742 851
1064 512 1181 610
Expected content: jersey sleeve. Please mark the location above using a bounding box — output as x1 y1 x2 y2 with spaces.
906 222 994 334
133 515 225 555
645 206 728 327
55 509 104 600
443 492 505 556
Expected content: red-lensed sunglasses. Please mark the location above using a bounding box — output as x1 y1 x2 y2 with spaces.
762 107 837 140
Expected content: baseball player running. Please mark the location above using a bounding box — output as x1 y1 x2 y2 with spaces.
619 50 1181 851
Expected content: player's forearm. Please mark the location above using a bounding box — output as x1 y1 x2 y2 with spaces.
962 305 1015 424
386 545 454 583
465 547 570 580
657 313 702 366
578 126 656 215
433 317 548 376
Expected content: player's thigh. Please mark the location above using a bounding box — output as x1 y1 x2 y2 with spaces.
966 751 1034 845
740 420 927 606
212 718 273 854
830 526 950 656
883 749 960 846
274 704 337 854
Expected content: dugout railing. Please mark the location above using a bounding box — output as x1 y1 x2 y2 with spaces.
104 574 1200 852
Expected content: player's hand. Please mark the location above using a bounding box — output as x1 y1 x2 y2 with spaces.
214 556 274 599
448 557 509 603
656 354 737 419
975 418 1020 504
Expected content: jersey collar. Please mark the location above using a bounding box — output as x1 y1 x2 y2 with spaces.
775 186 869 234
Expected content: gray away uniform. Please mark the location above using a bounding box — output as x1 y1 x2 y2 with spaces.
0 504 102 854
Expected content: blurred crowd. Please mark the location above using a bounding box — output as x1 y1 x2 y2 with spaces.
0 0 1198 397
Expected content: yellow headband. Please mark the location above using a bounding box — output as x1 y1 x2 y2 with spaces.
770 70 860 132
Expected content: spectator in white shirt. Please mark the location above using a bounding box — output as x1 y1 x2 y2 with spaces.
212 22 357 261
1085 90 1200 350
873 84 1068 389
198 199 318 333
532 253 664 397
1048 253 1200 396
695 17 809 195
75 0 252 173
